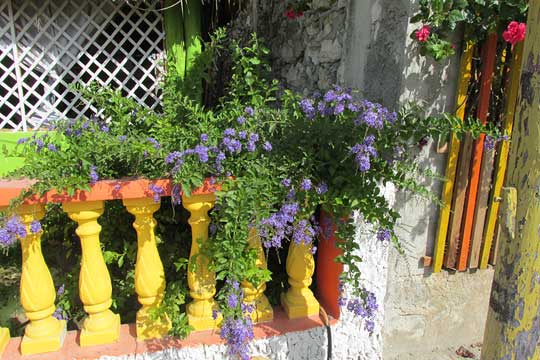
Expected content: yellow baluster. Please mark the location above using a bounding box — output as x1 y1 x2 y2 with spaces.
0 327 8 356
281 241 319 319
241 229 273 323
182 193 222 330
62 201 120 347
17 204 66 355
123 197 171 340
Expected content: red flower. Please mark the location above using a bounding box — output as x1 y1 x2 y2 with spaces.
503 21 526 45
415 25 431 43
284 8 296 19
296 11 304 18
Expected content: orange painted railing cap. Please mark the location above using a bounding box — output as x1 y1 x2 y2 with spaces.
0 177 221 208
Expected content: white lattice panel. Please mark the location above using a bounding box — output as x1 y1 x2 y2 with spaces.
0 0 165 131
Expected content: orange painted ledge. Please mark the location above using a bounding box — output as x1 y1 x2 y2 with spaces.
0 178 221 208
2 308 337 360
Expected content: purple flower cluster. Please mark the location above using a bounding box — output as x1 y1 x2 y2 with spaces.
282 178 328 196
292 219 316 245
339 285 379 333
30 220 42 234
89 165 99 185
244 106 255 117
220 316 254 360
148 184 164 203
62 116 105 138
316 182 328 195
300 98 316 119
0 216 27 247
376 228 391 242
484 134 508 151
300 86 354 118
165 127 272 176
258 198 318 248
147 137 161 150
281 178 292 187
299 87 397 131
300 178 312 191
484 136 495 151
172 184 182 205
53 307 68 321
351 135 378 172
355 100 396 129
57 284 65 296
259 202 300 248
218 278 256 360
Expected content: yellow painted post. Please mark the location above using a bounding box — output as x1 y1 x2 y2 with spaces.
123 197 171 340
479 42 524 269
17 204 66 355
0 327 8 356
182 193 222 330
481 1 540 357
432 41 474 272
281 241 319 319
63 201 120 347
241 229 273 323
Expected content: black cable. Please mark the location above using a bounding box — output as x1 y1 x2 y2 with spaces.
319 305 332 360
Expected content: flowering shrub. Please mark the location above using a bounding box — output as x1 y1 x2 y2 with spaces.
411 0 528 60
283 0 309 19
0 29 499 358
503 21 527 46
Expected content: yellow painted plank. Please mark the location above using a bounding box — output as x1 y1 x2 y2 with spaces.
432 41 474 272
479 42 524 270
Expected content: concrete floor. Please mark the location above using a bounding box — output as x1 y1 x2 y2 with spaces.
386 344 482 360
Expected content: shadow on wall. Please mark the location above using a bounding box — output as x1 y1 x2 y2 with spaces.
360 0 411 108
344 0 461 275
357 0 459 112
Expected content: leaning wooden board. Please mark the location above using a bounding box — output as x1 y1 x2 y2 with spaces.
468 149 496 268
468 35 504 269
432 42 474 273
445 133 473 269
457 33 499 271
480 42 525 269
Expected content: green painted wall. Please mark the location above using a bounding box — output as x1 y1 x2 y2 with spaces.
0 132 30 177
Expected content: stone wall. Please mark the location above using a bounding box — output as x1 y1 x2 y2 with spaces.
254 0 348 96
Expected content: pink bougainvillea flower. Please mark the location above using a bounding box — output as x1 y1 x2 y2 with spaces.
284 8 296 19
503 21 526 45
296 11 304 18
415 25 431 43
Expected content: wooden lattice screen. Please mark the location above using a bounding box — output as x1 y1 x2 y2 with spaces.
0 0 165 131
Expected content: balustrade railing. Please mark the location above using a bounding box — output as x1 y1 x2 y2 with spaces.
0 178 320 357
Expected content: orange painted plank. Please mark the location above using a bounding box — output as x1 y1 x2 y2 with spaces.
456 33 498 271
445 134 473 269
